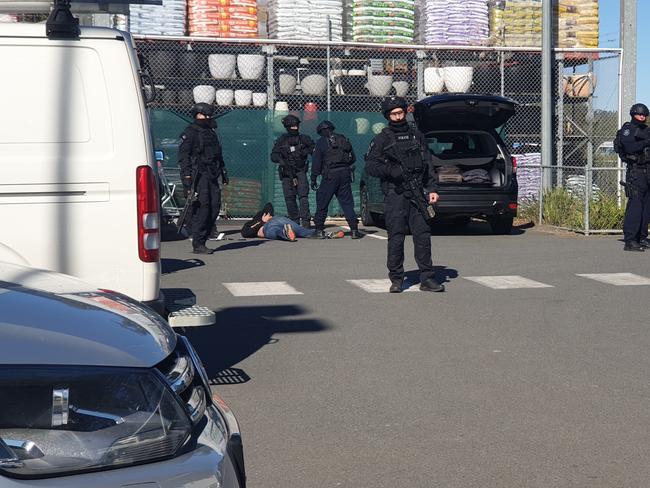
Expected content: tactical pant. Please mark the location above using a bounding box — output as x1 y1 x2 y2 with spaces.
623 166 650 242
191 176 221 247
314 169 358 230
281 170 310 225
384 190 435 283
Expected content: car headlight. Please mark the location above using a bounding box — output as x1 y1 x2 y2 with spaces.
0 366 192 479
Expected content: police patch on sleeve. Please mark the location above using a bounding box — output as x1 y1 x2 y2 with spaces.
623 129 630 136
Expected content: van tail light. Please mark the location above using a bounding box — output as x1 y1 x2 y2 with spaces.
508 202 518 211
136 165 160 263
511 156 517 174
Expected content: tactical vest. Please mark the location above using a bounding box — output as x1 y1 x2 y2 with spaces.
323 133 353 171
383 127 426 173
280 135 308 169
189 125 223 176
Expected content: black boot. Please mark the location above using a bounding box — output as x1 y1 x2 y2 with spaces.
420 278 445 292
350 229 362 239
311 229 326 239
389 279 403 293
300 219 312 230
624 241 645 252
639 238 650 248
192 243 213 255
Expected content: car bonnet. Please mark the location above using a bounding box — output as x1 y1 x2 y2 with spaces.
0 263 176 367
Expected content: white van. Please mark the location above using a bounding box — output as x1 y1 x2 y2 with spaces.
0 22 162 311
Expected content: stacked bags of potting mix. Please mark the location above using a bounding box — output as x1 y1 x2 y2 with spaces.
556 0 598 48
418 0 489 46
489 0 542 47
268 0 343 41
351 0 416 44
188 0 259 38
129 0 186 36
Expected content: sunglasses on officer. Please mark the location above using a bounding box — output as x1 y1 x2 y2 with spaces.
389 108 405 118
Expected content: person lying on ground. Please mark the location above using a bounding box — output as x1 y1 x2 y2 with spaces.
241 203 344 241
241 203 314 241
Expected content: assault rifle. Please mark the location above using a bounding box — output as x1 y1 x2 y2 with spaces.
384 150 436 222
177 167 199 234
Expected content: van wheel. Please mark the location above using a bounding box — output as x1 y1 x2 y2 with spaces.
360 187 376 227
490 215 514 235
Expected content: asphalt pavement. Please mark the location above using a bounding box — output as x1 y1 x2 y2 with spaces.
162 220 650 488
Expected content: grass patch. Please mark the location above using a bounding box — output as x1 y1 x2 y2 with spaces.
518 187 625 231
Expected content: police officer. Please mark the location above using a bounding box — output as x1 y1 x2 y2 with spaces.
179 103 228 254
311 120 361 239
365 96 444 293
620 103 650 252
270 115 315 229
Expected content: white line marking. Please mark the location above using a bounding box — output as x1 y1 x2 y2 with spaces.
341 225 388 240
464 275 554 290
347 279 420 293
223 281 303 297
577 273 650 286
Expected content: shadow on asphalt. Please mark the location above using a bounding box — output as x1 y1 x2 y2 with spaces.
185 304 330 384
429 221 528 236
404 266 459 289
214 240 268 252
161 258 205 274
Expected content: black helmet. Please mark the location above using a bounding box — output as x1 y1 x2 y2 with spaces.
630 103 650 117
282 114 301 128
381 96 408 119
316 120 335 135
192 103 214 118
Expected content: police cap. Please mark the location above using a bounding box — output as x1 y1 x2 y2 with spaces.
192 103 215 118
282 114 301 128
630 103 650 117
381 96 408 119
316 120 335 135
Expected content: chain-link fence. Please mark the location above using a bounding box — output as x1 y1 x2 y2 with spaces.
135 35 622 229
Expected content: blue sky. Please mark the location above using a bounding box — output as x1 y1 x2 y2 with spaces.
599 0 649 104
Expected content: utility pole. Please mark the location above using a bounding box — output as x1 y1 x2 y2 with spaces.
620 0 637 114
541 0 553 189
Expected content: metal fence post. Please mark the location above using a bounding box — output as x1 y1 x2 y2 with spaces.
264 44 276 110
416 50 425 101
584 167 591 235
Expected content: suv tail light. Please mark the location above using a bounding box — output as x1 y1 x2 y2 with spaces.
136 165 160 263
511 156 517 174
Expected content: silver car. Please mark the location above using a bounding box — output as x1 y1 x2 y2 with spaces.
0 263 245 487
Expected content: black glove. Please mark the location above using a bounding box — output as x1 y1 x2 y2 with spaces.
310 180 318 191
222 170 229 185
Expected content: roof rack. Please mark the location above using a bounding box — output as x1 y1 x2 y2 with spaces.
46 0 80 39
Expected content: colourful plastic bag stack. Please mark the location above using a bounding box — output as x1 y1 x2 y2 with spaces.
129 0 187 36
188 0 259 38
556 0 598 48
352 0 416 44
418 0 489 46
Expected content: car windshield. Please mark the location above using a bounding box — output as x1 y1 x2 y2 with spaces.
427 131 498 159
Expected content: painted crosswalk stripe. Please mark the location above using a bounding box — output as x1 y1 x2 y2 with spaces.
577 273 650 286
347 279 420 293
464 275 554 290
223 281 303 297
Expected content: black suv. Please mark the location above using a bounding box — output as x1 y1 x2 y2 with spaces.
359 94 518 235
